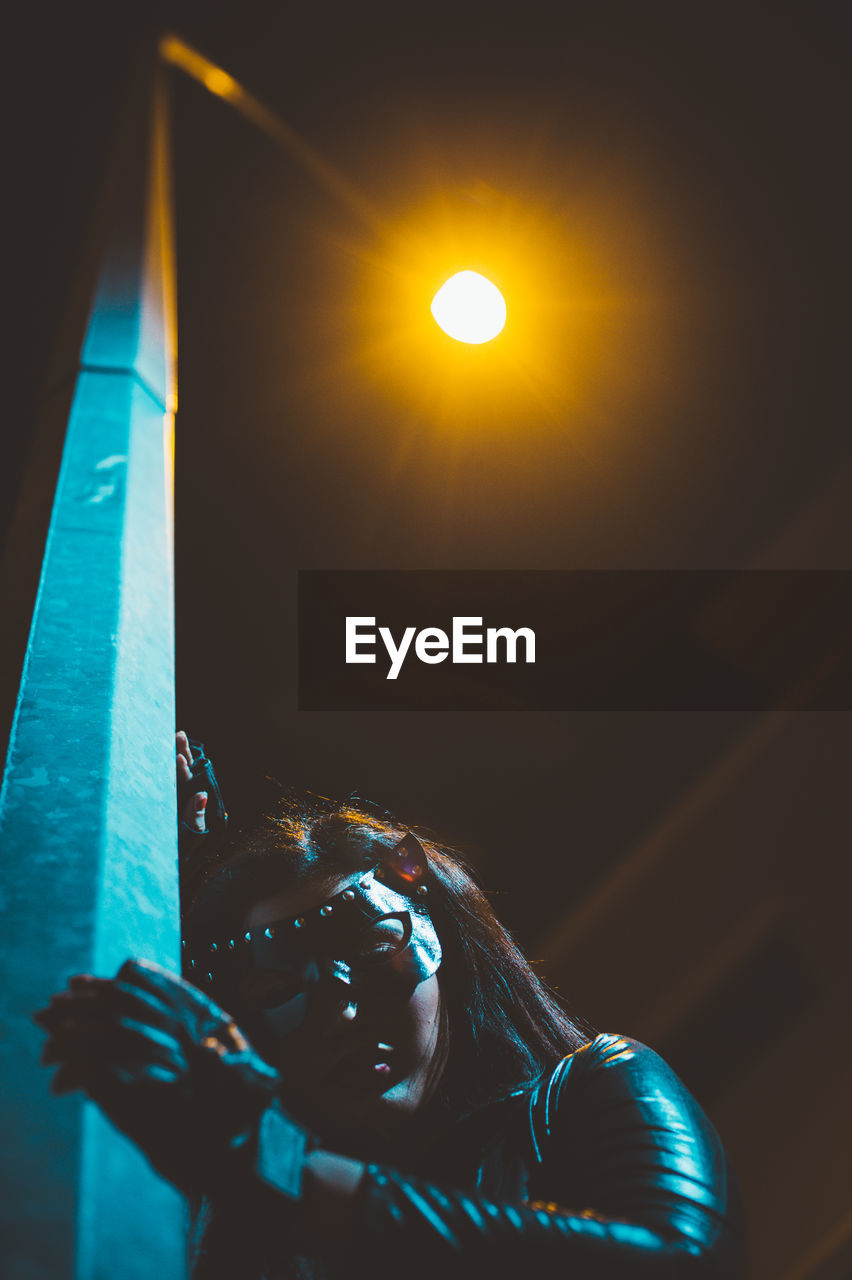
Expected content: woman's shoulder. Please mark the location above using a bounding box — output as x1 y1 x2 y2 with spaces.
555 1029 665 1072
523 1034 745 1272
530 1032 738 1227
531 1030 718 1148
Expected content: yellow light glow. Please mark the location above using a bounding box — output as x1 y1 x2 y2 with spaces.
159 36 240 103
290 157 680 472
203 68 239 100
431 271 506 344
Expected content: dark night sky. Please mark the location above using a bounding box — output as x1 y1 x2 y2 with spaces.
8 0 851 1002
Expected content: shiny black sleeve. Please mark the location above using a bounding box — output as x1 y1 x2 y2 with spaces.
356 1035 745 1279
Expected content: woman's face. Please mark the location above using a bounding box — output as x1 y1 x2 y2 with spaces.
239 871 443 1142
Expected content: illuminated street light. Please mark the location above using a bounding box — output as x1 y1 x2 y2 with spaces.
431 270 506 344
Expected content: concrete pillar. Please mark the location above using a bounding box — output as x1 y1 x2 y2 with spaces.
0 62 186 1279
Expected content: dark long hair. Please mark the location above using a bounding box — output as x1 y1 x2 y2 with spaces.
182 793 592 1116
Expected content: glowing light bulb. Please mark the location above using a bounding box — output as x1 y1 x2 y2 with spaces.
431 271 506 344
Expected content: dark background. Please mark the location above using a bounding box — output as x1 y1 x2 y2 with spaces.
7 4 852 1276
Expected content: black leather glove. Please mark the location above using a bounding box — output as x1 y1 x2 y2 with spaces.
36 959 310 1200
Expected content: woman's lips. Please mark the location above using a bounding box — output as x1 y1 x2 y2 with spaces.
322 1040 400 1089
372 1042 394 1074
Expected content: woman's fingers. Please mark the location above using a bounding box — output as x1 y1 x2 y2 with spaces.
35 972 173 1042
110 978 188 1033
185 791 207 833
117 958 212 1016
40 1013 116 1094
42 1016 184 1086
176 731 206 831
34 987 110 1031
176 730 193 784
37 965 190 1101
38 976 189 1044
41 1021 111 1065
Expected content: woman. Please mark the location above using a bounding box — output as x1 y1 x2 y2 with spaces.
37 736 745 1279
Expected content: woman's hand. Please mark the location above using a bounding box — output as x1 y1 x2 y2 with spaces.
177 730 207 843
176 732 228 877
34 960 284 1197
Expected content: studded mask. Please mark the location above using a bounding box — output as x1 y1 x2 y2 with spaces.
183 833 442 1040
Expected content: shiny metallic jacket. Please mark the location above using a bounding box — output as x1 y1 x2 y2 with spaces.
192 1032 745 1279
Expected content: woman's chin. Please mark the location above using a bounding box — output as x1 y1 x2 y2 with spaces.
299 1074 425 1152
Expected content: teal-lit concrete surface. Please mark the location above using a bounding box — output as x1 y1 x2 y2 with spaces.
0 70 185 1278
